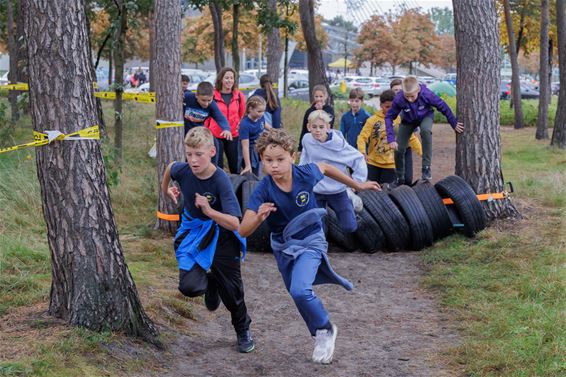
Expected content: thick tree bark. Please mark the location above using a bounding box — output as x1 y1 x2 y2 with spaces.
232 3 240 74
155 0 184 233
453 0 520 220
23 0 158 342
552 0 566 148
209 0 225 72
113 0 127 163
148 11 156 92
7 0 19 121
503 0 524 128
536 0 550 140
266 0 282 83
298 0 332 104
16 0 29 115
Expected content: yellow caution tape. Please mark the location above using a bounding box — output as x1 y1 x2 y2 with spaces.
95 91 156 103
0 126 100 154
0 82 29 91
155 120 184 129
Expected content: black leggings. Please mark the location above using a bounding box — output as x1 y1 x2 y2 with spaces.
215 137 240 174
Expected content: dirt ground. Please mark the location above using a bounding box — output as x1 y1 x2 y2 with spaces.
141 125 463 377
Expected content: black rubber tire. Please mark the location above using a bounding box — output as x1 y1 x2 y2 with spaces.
358 190 411 252
388 185 434 250
241 180 272 252
326 208 357 252
228 174 248 204
412 180 453 240
446 204 465 231
354 208 385 253
434 175 487 237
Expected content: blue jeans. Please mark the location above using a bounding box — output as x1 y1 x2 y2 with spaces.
272 249 330 336
315 190 358 233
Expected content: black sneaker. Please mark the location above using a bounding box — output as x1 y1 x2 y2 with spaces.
422 166 432 181
204 273 220 311
237 329 255 353
387 178 405 189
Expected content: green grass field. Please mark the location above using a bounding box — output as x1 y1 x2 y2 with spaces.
0 97 564 376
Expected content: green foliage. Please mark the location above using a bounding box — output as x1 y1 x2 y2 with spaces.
428 6 454 35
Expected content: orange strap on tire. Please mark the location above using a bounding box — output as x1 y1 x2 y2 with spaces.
156 211 180 221
443 192 508 205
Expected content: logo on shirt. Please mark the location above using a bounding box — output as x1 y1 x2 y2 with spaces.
418 105 425 110
295 191 310 207
203 192 216 205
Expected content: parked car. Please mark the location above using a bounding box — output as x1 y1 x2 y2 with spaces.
500 81 540 100
366 77 391 97
286 79 311 101
552 81 560 95
418 76 437 85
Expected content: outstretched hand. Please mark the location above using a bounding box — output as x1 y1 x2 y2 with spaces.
220 130 233 141
167 186 180 205
454 122 464 133
257 202 277 221
389 141 398 151
357 180 381 192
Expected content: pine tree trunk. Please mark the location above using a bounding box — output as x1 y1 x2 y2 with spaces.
113 0 127 163
209 0 225 72
16 0 29 115
536 0 550 140
299 0 332 104
148 10 156 92
266 0 282 82
232 3 240 74
23 0 159 342
7 0 19 122
503 0 524 129
453 0 520 220
552 0 566 148
155 0 184 233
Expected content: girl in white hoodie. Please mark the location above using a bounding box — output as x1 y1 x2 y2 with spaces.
299 110 373 233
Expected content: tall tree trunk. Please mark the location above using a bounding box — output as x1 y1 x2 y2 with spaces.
266 0 282 83
453 0 520 220
209 0 225 72
155 0 184 233
113 0 127 163
503 0 524 128
7 0 19 121
231 3 240 74
299 0 332 104
16 0 29 115
552 0 566 148
515 4 527 55
23 0 158 342
536 0 550 140
148 11 156 92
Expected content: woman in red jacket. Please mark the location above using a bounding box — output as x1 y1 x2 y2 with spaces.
206 67 246 173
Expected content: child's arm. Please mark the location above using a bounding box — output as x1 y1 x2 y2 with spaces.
239 204 277 237
298 109 310 152
272 98 282 128
357 121 373 161
317 162 380 191
428 93 464 133
209 101 233 140
409 134 423 157
194 193 239 231
327 106 336 128
161 162 181 204
385 101 403 149
240 138 252 175
340 114 348 135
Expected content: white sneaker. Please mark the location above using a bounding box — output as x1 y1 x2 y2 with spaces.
347 188 363 213
312 324 338 364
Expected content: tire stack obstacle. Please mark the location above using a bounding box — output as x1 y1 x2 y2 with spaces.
230 174 490 253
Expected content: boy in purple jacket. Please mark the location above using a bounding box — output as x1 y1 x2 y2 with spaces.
385 76 464 184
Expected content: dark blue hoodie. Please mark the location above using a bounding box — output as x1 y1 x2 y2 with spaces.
252 88 281 129
183 91 230 135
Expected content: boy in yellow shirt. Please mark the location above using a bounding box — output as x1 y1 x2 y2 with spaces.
357 89 422 184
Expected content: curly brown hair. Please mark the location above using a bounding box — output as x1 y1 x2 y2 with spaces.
255 128 296 156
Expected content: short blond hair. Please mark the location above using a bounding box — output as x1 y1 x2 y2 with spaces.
255 128 296 156
307 109 332 125
184 126 214 148
402 76 419 93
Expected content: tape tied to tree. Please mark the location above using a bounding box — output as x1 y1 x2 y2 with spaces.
0 82 29 91
155 120 184 129
156 211 180 222
0 125 100 154
442 192 509 205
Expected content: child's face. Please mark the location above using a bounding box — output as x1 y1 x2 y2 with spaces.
391 84 402 94
307 118 330 143
182 80 189 91
261 144 294 180
249 105 266 121
380 100 393 113
404 87 420 103
222 71 235 91
196 94 213 108
313 90 327 105
185 144 215 175
349 98 363 112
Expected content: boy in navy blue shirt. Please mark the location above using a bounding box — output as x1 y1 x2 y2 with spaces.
183 81 232 138
161 126 253 353
239 129 379 364
340 88 371 148
239 95 271 176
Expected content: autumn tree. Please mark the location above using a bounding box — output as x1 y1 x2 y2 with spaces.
6 0 18 121
354 15 397 72
454 0 519 220
24 0 158 341
537 0 551 139
503 0 524 129
428 6 454 35
552 0 566 148
259 0 283 82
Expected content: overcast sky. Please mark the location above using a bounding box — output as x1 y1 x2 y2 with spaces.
318 0 453 23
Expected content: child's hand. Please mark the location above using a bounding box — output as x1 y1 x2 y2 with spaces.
389 141 398 151
362 152 368 162
167 186 180 204
257 202 277 221
357 180 381 192
220 130 233 141
314 102 324 110
240 166 252 175
454 122 464 133
195 193 212 214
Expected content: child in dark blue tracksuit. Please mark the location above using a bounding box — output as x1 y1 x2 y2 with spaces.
340 88 371 148
239 128 379 365
161 126 253 353
183 81 231 137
